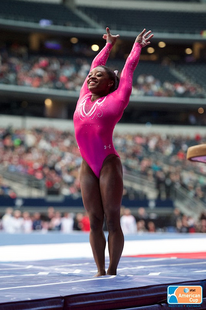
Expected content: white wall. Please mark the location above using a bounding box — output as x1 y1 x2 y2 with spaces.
0 115 206 137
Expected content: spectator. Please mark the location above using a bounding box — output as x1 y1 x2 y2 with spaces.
61 212 74 233
22 211 33 233
168 208 182 232
49 211 62 231
1 207 15 233
176 215 190 233
198 219 206 233
137 219 147 232
136 207 148 222
73 213 84 231
32 212 43 231
12 210 24 233
80 212 90 232
147 221 156 233
120 208 137 234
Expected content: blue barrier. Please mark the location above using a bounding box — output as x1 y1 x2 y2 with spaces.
0 196 174 209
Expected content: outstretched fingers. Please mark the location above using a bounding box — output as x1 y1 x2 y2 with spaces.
102 27 111 39
143 30 153 39
144 31 154 41
137 28 154 47
139 28 146 36
102 27 120 44
144 30 152 37
106 27 110 34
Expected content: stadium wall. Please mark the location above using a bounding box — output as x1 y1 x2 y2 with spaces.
15 0 62 3
75 0 206 12
0 115 206 137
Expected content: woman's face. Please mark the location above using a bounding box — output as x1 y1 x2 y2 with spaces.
87 66 114 95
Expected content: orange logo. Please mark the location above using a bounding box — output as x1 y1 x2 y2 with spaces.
167 286 202 305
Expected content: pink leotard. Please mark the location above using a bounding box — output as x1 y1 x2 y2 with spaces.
73 42 142 178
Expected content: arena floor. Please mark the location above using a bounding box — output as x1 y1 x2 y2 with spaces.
0 232 206 309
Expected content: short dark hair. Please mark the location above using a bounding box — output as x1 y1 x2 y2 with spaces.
98 65 119 93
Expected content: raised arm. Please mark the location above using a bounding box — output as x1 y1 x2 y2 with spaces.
117 29 154 108
92 27 119 69
79 28 119 97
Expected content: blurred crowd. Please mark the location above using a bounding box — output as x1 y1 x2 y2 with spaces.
1 206 206 234
1 123 206 234
0 126 81 197
0 45 205 99
132 74 205 98
0 207 90 233
0 126 206 202
120 206 206 234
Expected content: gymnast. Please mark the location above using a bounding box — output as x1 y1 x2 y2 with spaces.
73 27 154 276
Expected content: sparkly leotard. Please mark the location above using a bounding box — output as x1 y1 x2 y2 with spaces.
73 42 142 178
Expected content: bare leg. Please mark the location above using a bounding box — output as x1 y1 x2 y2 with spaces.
100 155 124 275
80 159 106 276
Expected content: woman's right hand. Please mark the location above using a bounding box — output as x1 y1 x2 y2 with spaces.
102 27 120 45
135 29 154 47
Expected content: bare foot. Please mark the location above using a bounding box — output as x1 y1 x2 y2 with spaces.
107 268 117 275
94 270 106 277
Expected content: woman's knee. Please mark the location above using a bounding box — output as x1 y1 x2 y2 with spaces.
89 214 105 232
105 211 121 233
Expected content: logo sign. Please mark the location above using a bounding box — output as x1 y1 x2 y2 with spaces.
167 285 202 305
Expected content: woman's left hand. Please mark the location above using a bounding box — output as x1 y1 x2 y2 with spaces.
135 29 154 47
102 27 120 45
